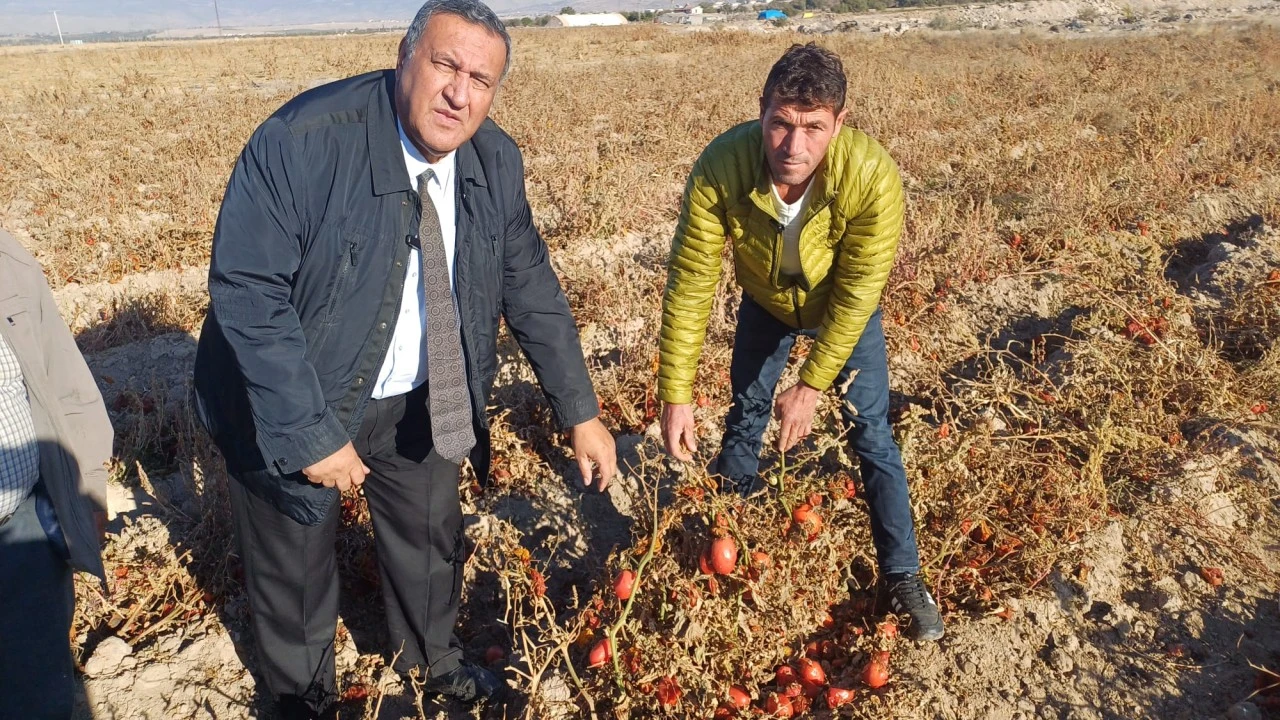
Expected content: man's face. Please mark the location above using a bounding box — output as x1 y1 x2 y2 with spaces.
395 13 507 161
759 98 848 188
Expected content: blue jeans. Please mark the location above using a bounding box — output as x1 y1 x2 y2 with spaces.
717 294 921 575
0 482 76 720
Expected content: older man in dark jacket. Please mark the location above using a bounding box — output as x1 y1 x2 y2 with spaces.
0 228 113 719
192 0 616 716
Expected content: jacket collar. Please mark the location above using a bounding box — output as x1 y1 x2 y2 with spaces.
369 70 489 196
455 127 489 190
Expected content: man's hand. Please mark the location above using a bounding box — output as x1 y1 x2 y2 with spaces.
303 442 370 493
774 381 821 453
571 418 617 491
661 402 698 463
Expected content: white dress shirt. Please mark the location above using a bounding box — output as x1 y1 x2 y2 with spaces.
370 122 459 400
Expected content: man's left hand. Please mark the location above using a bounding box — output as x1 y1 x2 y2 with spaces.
774 381 821 453
570 418 617 491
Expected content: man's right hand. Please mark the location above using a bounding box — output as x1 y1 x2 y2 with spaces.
661 402 699 463
302 442 370 492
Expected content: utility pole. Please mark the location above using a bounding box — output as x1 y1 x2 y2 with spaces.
212 0 223 35
53 10 64 45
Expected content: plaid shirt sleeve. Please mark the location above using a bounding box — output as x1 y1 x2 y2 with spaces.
0 332 40 523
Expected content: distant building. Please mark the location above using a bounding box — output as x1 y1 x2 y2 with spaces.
545 12 629 27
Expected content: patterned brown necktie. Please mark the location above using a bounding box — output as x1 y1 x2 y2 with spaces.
417 169 475 464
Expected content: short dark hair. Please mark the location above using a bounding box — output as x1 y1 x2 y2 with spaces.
404 0 512 79
761 43 847 114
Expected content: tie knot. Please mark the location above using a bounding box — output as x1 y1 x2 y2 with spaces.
417 169 435 192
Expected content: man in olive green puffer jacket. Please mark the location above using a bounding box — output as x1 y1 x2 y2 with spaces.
657 43 943 641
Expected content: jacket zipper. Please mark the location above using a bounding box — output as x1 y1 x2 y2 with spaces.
322 241 358 323
792 285 803 327
770 218 784 288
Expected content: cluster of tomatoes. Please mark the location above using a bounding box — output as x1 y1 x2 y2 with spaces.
587 481 902 716
710 642 893 718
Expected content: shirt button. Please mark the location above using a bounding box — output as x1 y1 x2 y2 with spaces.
354 377 365 386
378 322 388 330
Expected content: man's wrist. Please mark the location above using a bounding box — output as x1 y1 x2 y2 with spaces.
794 380 822 397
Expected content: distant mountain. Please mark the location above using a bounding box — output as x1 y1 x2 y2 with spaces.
0 0 675 36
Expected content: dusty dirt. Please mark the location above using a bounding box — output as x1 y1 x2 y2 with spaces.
59 218 1280 720
11 10 1273 720
693 0 1280 36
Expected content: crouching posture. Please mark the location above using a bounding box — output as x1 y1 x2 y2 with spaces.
657 44 943 641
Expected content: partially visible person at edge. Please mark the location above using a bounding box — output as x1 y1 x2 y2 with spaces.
191 0 617 716
656 43 944 642
0 227 114 719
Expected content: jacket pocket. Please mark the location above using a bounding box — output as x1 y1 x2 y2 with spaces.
306 226 374 366
319 237 362 327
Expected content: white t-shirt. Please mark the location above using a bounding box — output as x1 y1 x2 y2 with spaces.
771 181 813 279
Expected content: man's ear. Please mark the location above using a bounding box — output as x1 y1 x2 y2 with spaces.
759 96 768 121
835 107 850 128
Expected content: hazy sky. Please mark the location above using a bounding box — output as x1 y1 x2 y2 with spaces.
0 0 551 35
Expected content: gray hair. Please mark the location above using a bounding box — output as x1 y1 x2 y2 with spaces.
403 0 512 79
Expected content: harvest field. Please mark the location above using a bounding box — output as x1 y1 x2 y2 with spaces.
1 8 1278 720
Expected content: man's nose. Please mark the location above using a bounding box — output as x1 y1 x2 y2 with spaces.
782 130 802 155
443 75 469 108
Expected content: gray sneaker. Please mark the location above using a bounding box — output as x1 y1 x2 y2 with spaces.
885 573 946 642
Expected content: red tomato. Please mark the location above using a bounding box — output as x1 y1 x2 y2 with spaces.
797 658 826 686
764 692 793 718
729 685 751 709
698 550 715 576
775 664 798 687
826 686 855 708
709 536 738 575
792 504 824 536
588 638 612 668
863 658 890 688
655 676 681 707
613 569 636 601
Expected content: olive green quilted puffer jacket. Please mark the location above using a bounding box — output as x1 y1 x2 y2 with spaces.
658 120 904 404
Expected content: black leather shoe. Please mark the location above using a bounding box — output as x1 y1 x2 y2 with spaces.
275 694 337 720
423 661 507 704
